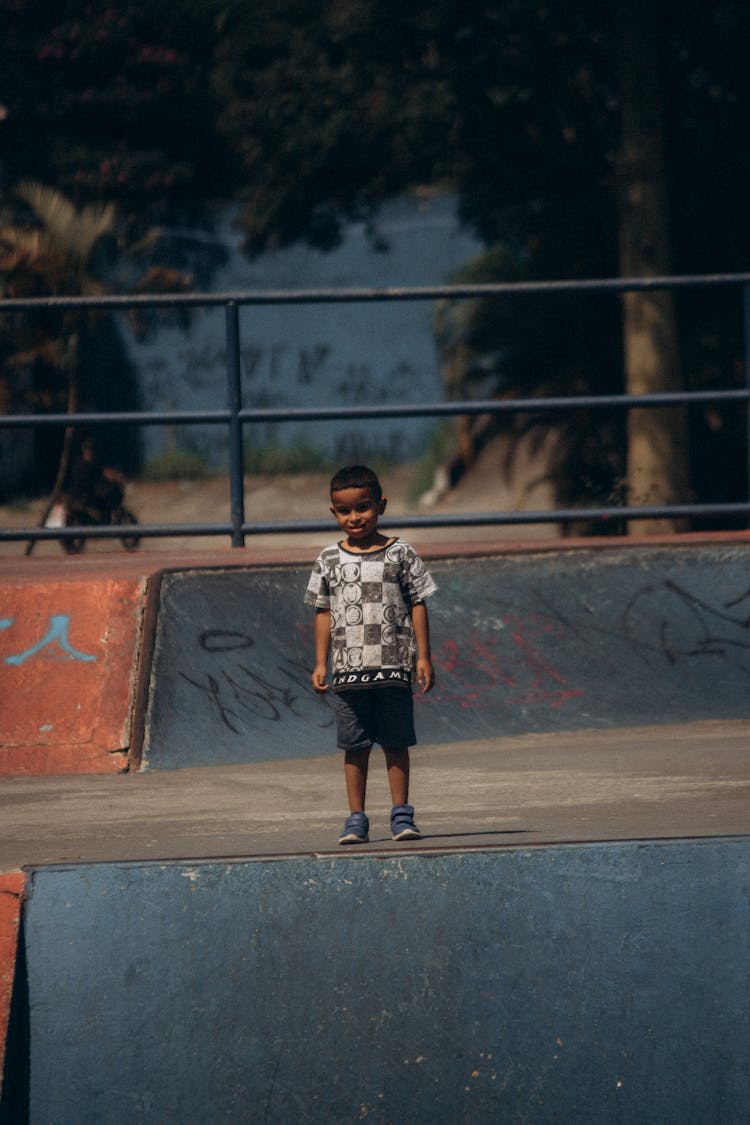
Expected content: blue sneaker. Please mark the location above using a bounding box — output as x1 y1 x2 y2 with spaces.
338 811 369 845
391 804 422 841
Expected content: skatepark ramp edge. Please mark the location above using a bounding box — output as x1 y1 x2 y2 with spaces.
2 838 750 1124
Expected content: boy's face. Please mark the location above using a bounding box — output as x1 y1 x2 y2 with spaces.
330 486 387 547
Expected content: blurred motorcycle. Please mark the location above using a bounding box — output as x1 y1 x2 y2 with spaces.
60 436 141 553
62 496 141 554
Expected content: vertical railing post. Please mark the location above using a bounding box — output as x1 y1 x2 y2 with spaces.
225 300 245 547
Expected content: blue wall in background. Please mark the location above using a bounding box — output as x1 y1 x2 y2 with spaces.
119 194 482 468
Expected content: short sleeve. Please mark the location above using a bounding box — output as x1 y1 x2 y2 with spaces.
388 541 438 604
304 553 331 609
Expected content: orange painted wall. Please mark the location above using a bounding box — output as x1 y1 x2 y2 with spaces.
0 577 145 775
0 872 25 1095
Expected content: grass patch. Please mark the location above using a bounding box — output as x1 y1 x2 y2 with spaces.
244 441 327 475
404 421 458 504
142 449 211 481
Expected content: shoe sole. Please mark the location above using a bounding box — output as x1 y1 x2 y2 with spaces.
338 833 369 845
392 828 422 841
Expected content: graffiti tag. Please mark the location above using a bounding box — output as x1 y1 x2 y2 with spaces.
426 611 585 711
1 614 97 665
178 627 333 734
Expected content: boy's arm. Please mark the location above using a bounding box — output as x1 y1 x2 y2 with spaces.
311 608 331 693
411 601 435 694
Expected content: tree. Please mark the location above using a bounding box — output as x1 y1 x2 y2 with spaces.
615 0 690 532
212 0 458 252
2 1 748 527
214 1 750 531
432 248 627 532
212 1 619 260
0 182 191 546
0 182 116 530
0 1 233 229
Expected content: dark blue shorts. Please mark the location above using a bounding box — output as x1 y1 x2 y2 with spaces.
328 687 416 751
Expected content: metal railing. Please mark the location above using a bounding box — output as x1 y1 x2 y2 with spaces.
1 272 749 548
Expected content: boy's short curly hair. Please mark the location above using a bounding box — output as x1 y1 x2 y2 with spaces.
329 464 382 502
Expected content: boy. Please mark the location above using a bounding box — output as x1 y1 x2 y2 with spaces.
304 465 437 845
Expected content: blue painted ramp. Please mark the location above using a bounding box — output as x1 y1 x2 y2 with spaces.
18 839 750 1124
141 545 750 768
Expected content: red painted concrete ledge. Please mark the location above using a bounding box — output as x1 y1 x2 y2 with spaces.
0 574 146 776
0 872 25 1098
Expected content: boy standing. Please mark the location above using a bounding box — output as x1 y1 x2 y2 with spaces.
305 465 437 845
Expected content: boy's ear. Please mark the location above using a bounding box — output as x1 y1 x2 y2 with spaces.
379 497 387 514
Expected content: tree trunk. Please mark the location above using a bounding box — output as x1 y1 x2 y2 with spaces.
616 0 690 534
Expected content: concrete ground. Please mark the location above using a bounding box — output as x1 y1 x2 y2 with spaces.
2 719 747 872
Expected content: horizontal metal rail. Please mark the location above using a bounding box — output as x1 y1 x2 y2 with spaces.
3 501 750 547
2 271 750 313
1 389 748 430
1 272 749 547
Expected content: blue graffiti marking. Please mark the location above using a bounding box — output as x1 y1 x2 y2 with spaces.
3 614 97 665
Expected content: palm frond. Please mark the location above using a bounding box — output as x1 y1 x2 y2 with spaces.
16 181 77 235
16 181 115 265
0 225 45 270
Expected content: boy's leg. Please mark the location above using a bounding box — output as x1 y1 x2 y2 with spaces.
340 747 371 844
344 746 371 812
383 745 410 806
329 692 373 844
384 746 422 840
379 693 421 840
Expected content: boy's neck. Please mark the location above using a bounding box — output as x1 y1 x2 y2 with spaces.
342 531 393 553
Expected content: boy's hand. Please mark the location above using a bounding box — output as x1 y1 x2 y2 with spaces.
416 657 435 694
311 664 329 693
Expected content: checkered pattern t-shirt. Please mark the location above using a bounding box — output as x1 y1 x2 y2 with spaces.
304 539 437 691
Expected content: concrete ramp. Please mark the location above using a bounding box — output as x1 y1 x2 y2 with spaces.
5 839 749 1124
140 544 750 769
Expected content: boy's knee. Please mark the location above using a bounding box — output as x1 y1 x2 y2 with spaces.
344 745 372 763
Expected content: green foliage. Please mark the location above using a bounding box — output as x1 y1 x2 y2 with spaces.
209 0 750 279
142 449 211 481
0 1 234 229
212 0 458 252
3 1 749 271
434 244 627 515
2 0 749 522
243 440 328 475
405 422 457 505
0 181 188 497
0 181 115 422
